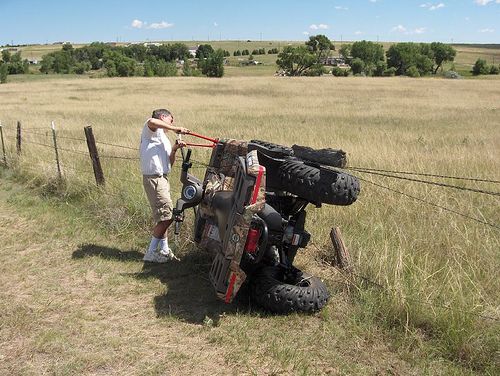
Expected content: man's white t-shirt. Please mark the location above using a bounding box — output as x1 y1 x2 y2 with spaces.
139 120 172 176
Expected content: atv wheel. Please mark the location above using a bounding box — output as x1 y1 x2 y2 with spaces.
250 266 329 314
292 145 347 168
248 140 294 159
277 160 360 206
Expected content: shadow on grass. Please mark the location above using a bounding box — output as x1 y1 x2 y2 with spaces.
72 243 252 325
136 248 253 325
72 243 144 261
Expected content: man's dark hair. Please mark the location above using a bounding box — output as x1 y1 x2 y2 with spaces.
152 109 171 119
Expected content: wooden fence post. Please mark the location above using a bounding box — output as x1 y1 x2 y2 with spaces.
0 121 6 166
16 121 21 155
84 126 105 186
51 121 62 180
329 227 352 271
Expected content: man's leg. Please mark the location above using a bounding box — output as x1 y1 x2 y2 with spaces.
152 218 173 239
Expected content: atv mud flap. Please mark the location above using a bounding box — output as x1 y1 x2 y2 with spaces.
208 148 266 303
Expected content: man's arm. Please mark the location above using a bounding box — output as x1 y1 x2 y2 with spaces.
147 118 189 134
170 141 187 166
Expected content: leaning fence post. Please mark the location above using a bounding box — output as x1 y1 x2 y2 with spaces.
329 227 352 271
16 121 21 155
84 125 105 186
51 121 62 180
0 121 6 166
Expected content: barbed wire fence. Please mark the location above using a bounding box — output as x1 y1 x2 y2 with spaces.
1 120 499 322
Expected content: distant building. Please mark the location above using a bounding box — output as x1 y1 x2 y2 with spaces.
188 46 198 57
321 57 347 66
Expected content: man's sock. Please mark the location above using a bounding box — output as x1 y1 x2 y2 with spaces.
159 237 170 255
147 237 161 253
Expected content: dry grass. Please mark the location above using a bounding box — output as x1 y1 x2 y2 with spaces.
0 75 499 374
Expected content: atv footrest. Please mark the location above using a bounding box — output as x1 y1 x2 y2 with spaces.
209 251 231 296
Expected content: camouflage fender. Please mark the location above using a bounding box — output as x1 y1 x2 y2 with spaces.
219 150 267 303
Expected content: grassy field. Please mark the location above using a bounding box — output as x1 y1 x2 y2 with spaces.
0 75 499 374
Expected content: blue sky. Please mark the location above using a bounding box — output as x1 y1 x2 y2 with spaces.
1 0 499 45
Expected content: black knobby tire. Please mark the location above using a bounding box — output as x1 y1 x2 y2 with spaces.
250 266 329 314
277 160 360 206
248 140 294 159
292 145 347 168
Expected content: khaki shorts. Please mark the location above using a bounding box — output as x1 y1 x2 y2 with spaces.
143 175 173 223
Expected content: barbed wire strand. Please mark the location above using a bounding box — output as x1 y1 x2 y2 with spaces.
22 139 89 156
358 176 500 230
346 166 500 184
95 140 138 151
349 169 500 197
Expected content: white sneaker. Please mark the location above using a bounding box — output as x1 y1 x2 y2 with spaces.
143 250 171 263
159 248 180 261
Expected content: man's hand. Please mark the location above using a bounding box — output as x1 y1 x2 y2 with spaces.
175 127 190 135
173 140 187 152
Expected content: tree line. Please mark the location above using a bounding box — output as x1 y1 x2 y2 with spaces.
275 35 490 78
36 42 225 78
0 50 30 83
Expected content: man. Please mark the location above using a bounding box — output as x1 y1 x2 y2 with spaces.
140 108 190 263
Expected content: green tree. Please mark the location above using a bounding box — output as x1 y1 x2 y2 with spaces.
1 49 11 63
196 44 214 59
276 45 318 76
40 55 55 73
200 49 224 77
143 58 155 77
0 62 8 83
490 64 500 75
350 58 365 75
73 61 91 74
104 60 117 77
472 58 489 75
52 51 74 73
374 60 387 77
116 57 136 77
430 42 456 74
305 35 334 61
350 40 384 72
155 60 177 76
62 43 74 52
339 44 351 62
387 43 436 76
182 60 193 76
405 66 420 77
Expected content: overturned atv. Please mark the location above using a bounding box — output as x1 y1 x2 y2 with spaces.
174 139 360 313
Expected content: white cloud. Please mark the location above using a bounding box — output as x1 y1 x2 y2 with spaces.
391 24 407 33
391 25 427 34
354 31 363 35
369 0 377 3
131 19 174 30
478 28 495 32
214 22 218 27
303 31 310 36
474 0 500 5
335 6 349 10
131 19 143 29
420 2 445 10
309 24 329 30
465 16 470 21
146 21 174 29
